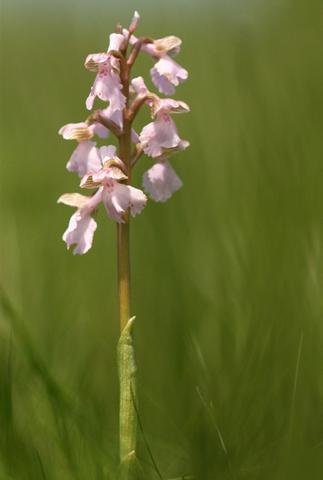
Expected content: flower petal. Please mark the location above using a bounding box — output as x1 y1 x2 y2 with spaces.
108 33 126 52
139 115 181 158
84 52 109 72
99 145 117 162
152 98 190 117
60 189 103 255
153 36 182 56
59 122 91 141
66 140 102 177
57 192 89 208
62 211 97 255
103 183 147 223
143 161 182 202
151 56 188 95
131 76 149 96
59 122 109 141
100 105 123 130
86 64 126 113
99 145 126 171
91 122 109 138
128 32 181 57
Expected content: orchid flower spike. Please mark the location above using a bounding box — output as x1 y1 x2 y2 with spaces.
58 11 189 254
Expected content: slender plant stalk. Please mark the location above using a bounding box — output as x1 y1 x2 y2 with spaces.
117 219 131 332
117 71 138 473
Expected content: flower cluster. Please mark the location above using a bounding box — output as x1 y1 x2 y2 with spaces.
58 11 189 254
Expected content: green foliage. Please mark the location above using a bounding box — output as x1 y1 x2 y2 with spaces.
1 0 323 478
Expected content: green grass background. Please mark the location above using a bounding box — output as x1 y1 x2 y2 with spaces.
1 0 323 478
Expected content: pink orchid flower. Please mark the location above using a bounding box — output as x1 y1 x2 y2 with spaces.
79 146 147 223
142 139 189 202
150 56 188 95
137 84 190 158
127 31 188 95
85 33 126 115
57 191 102 255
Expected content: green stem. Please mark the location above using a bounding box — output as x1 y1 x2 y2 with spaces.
117 115 137 473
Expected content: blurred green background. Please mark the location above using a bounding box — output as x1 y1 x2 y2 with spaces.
1 0 323 478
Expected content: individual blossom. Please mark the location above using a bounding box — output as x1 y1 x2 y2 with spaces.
127 31 182 57
85 33 126 115
142 139 189 202
80 145 147 223
137 79 190 158
139 115 182 158
57 191 102 255
126 31 188 95
143 36 182 58
150 56 188 95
